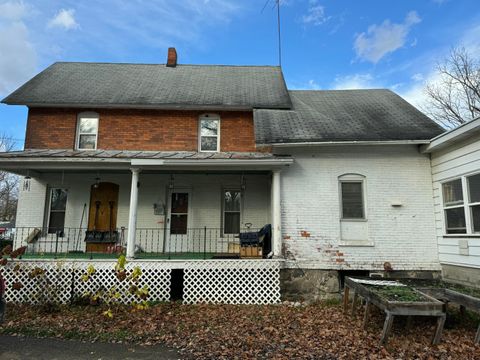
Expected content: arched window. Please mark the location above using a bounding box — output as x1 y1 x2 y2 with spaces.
338 173 366 220
76 112 99 150
198 114 220 152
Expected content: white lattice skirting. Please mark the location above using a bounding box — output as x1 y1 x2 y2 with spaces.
183 260 281 304
2 260 281 305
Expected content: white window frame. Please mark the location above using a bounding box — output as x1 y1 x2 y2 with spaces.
46 187 68 235
198 114 220 152
468 173 480 234
222 188 242 235
441 171 480 236
338 174 367 221
167 189 192 235
441 177 467 235
76 112 99 150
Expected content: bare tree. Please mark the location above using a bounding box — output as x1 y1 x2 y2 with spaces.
425 47 480 128
0 135 18 222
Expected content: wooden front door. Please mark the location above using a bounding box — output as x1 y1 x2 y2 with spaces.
88 182 119 232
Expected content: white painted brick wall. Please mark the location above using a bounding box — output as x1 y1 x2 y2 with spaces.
277 145 440 271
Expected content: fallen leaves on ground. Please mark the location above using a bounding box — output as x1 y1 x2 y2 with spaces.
1 302 479 359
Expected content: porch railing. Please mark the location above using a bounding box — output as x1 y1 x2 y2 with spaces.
1 226 262 260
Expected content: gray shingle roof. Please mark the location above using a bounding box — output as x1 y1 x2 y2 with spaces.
2 62 292 110
254 90 445 144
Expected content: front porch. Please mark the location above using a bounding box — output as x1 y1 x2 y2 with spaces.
11 226 269 260
2 150 291 260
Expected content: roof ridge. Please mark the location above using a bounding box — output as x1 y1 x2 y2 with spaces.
289 89 390 93
53 61 281 68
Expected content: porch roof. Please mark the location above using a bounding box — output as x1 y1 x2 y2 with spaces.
0 149 293 174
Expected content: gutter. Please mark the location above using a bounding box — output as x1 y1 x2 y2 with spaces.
264 140 431 148
0 156 294 174
131 158 294 167
422 117 480 153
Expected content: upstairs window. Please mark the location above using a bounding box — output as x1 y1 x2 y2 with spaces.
339 174 366 220
199 114 220 152
76 112 99 150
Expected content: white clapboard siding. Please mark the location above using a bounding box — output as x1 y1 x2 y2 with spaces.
430 130 480 271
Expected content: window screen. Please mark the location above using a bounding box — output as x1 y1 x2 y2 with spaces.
341 182 364 219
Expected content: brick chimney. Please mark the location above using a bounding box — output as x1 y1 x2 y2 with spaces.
166 47 177 67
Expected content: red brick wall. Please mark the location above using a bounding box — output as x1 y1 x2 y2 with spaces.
25 108 258 152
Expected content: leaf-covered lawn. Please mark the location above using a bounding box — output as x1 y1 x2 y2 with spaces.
1 302 479 359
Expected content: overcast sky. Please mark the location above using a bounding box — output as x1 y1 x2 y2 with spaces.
0 0 479 148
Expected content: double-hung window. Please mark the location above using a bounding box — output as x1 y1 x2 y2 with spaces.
339 175 366 220
442 173 480 234
199 115 220 152
48 188 68 234
223 190 241 234
442 179 466 234
468 174 480 233
76 112 99 150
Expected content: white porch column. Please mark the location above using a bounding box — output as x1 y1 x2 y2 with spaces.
126 168 141 259
271 169 282 257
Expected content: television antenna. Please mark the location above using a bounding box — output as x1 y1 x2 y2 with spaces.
262 0 282 67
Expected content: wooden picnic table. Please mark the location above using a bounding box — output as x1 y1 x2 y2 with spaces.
343 277 446 345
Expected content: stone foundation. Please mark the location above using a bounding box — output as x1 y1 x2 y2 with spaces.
280 269 340 302
442 264 480 289
280 269 442 302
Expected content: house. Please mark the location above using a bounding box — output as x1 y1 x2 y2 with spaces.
0 48 447 303
423 117 480 288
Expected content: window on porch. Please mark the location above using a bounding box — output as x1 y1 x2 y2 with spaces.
47 188 68 234
223 190 241 234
